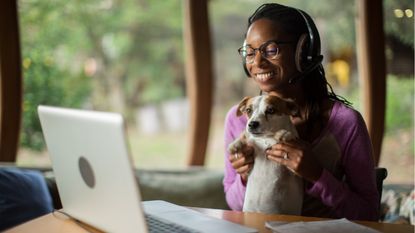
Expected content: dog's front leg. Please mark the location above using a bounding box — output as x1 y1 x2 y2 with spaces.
274 129 296 142
228 132 250 155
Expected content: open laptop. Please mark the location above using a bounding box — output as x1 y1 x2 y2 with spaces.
38 105 257 233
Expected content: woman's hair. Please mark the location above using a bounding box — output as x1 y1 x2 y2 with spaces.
248 3 310 42
247 3 351 137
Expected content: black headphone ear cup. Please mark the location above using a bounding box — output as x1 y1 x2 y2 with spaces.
295 33 308 72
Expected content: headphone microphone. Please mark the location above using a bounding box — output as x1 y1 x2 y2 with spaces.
288 55 323 84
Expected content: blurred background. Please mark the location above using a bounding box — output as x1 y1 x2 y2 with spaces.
17 0 413 186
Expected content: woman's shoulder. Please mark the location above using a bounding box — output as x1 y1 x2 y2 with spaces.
326 101 369 137
331 101 365 125
226 105 239 118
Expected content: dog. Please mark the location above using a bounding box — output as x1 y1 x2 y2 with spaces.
228 95 304 215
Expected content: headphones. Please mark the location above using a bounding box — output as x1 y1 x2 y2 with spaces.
242 5 323 83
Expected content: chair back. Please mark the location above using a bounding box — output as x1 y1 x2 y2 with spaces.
375 167 388 220
375 167 388 200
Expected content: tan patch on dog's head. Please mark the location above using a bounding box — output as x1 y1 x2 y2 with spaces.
264 95 299 116
236 96 254 117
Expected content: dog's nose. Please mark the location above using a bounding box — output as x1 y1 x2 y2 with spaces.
248 121 259 130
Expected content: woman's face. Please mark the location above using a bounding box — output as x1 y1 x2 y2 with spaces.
245 18 298 93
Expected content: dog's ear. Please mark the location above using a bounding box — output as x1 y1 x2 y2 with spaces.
236 96 251 116
284 99 300 117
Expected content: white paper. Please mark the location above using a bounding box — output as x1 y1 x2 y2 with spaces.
265 218 381 233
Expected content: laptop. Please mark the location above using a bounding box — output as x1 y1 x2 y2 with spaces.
38 105 257 233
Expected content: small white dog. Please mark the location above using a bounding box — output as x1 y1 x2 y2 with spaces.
228 95 304 215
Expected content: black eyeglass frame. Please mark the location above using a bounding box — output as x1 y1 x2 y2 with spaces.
238 40 295 64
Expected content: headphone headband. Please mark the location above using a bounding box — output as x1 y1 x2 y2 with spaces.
296 9 315 63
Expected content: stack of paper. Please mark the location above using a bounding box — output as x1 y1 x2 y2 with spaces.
265 218 381 233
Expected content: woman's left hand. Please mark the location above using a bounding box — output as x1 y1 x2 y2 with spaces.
265 139 323 182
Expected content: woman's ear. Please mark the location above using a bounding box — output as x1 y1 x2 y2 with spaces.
236 96 251 116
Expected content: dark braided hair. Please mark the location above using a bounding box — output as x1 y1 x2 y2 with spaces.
247 3 351 139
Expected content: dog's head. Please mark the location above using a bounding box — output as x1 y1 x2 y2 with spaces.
236 95 298 137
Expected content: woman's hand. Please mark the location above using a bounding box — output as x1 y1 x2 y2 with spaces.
228 144 255 184
265 139 323 182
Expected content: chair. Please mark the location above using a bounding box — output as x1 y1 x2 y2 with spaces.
0 168 53 231
375 167 388 220
375 167 388 200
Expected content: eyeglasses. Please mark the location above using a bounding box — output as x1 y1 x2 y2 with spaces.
238 40 294 64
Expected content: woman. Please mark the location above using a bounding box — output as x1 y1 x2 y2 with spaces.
223 3 379 221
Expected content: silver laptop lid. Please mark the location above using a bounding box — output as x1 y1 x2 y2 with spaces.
38 105 148 233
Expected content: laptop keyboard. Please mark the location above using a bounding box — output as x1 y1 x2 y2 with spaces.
145 214 200 233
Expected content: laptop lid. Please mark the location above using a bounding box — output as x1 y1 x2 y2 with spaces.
38 105 257 233
38 105 148 233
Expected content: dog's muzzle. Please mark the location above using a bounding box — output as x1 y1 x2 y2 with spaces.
248 120 264 135
248 121 259 130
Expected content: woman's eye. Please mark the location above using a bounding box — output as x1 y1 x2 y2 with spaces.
264 43 279 57
239 47 254 58
266 48 277 54
245 53 255 58
245 50 255 57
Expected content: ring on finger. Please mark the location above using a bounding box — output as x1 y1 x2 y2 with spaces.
234 153 239 160
283 151 289 160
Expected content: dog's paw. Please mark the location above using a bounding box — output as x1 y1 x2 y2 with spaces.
274 129 296 142
228 132 250 154
228 138 246 154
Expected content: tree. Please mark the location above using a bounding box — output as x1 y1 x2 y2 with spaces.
19 0 186 150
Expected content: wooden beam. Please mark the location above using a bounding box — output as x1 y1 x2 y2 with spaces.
183 0 213 166
0 0 23 162
356 0 386 165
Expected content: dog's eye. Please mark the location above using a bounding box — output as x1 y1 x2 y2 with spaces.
245 108 252 114
265 107 275 114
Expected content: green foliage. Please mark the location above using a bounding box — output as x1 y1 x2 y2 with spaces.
20 49 91 150
18 0 186 150
385 75 414 133
19 1 93 151
342 75 414 134
20 0 185 108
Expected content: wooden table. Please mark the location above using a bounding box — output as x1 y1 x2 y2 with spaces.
5 207 414 233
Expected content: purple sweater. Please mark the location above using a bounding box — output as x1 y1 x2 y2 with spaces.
223 101 379 221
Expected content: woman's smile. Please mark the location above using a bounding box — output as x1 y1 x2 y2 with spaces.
254 70 279 83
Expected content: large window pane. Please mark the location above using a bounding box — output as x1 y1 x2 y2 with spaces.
17 0 188 169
